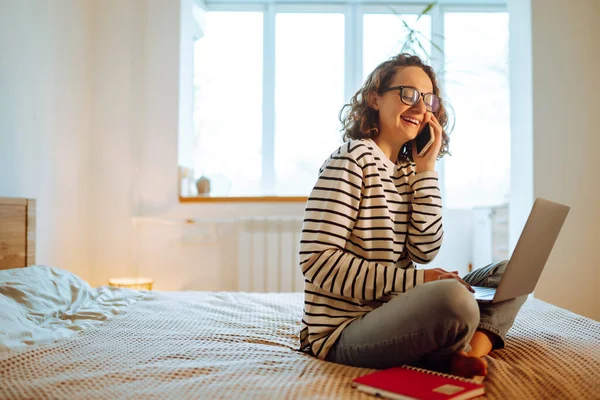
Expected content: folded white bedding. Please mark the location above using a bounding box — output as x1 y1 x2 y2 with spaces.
0 266 149 352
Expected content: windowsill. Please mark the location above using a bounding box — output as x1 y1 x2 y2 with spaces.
179 195 308 203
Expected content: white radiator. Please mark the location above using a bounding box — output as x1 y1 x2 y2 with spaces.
236 217 304 293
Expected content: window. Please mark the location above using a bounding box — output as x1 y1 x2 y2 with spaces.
185 1 509 207
274 13 346 196
363 13 431 81
193 12 264 196
443 12 510 209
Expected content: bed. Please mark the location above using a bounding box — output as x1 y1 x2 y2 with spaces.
1 197 599 399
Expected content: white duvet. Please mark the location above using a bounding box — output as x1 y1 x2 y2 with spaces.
0 265 149 352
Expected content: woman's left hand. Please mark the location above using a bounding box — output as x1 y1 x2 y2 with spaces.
413 113 443 172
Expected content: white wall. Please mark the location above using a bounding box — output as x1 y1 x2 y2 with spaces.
0 0 91 280
529 0 600 320
510 0 600 320
87 0 147 286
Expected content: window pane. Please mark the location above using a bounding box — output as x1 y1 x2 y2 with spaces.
193 12 263 196
363 13 431 82
443 13 510 208
274 13 345 196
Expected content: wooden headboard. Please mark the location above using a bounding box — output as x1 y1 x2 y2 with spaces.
0 197 36 270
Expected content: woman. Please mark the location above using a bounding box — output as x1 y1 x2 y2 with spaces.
298 53 525 378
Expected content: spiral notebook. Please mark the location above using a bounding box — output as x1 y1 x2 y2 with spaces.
351 365 485 400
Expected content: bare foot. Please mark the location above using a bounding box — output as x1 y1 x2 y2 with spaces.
450 351 488 379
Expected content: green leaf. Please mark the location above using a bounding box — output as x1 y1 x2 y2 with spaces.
431 41 444 54
412 31 444 55
402 33 415 53
401 18 412 32
414 30 429 39
415 38 430 58
417 1 436 21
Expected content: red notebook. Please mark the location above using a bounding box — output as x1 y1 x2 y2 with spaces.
352 365 485 400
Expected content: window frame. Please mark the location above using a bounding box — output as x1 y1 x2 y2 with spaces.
183 0 507 203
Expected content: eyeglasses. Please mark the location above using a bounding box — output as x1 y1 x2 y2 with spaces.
379 86 441 113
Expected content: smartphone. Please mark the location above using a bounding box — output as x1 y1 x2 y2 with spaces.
414 123 435 157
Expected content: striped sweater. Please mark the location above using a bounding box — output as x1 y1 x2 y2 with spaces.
299 138 444 359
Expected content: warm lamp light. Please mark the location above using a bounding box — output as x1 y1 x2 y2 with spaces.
108 277 154 290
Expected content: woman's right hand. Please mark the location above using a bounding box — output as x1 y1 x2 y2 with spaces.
423 268 474 293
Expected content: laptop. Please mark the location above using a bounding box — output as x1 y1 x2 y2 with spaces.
473 197 570 303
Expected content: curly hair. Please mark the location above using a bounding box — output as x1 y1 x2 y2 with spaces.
339 53 452 163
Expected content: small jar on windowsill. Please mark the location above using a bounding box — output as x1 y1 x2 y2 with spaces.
108 277 154 291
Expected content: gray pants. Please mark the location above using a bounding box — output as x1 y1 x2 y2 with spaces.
325 261 527 370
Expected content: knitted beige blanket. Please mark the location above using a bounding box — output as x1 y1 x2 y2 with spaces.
1 292 598 399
